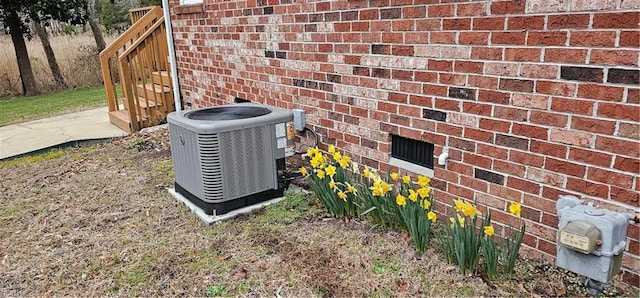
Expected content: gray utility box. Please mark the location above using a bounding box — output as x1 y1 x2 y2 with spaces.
556 196 629 283
168 103 294 216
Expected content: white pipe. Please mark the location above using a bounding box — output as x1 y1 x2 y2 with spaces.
162 0 181 112
437 147 449 166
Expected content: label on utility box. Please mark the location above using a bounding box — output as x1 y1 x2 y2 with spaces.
559 231 591 253
275 123 286 138
277 137 287 149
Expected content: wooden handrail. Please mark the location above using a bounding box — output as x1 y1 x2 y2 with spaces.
129 6 156 23
118 17 164 60
100 6 162 60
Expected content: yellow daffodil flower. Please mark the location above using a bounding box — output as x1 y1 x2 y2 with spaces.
337 191 347 201
418 175 430 187
316 169 325 179
346 182 357 194
461 201 481 218
454 199 466 212
390 172 399 181
310 158 320 169
370 187 382 196
380 181 392 194
300 167 307 177
328 179 336 190
363 167 371 179
427 211 437 223
369 180 382 196
333 152 342 162
484 225 495 237
509 202 521 217
396 194 407 207
402 175 411 184
339 155 351 168
450 215 465 227
408 189 418 202
417 187 430 199
422 199 431 209
326 165 337 178
307 146 319 158
328 145 336 153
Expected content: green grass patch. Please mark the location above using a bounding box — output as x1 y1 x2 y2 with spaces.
0 203 22 218
184 249 237 273
113 255 155 294
0 149 66 167
0 86 108 126
255 188 319 225
372 257 401 275
206 284 229 297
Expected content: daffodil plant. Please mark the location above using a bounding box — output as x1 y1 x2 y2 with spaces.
394 174 436 253
481 210 498 279
357 168 402 228
439 199 491 275
503 202 525 275
301 146 357 218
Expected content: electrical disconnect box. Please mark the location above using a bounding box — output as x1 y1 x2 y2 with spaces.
556 195 636 284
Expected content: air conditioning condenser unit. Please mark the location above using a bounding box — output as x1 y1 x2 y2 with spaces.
167 103 294 216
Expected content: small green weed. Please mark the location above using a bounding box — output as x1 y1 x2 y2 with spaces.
206 284 228 297
372 257 400 275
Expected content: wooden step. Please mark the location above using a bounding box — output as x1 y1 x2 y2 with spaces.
137 83 171 96
151 71 171 87
136 97 162 118
136 83 173 112
109 110 133 133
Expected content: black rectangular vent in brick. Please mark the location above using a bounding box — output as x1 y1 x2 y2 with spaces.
391 134 434 169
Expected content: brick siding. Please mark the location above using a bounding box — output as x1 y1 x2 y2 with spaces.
168 0 640 286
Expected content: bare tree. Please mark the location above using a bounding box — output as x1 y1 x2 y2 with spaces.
88 0 105 53
3 8 38 96
33 19 67 89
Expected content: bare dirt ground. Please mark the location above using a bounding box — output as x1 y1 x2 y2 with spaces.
0 128 636 297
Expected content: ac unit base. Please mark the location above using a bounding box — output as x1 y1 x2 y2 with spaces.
175 183 285 216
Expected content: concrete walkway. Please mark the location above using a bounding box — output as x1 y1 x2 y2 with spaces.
0 107 128 160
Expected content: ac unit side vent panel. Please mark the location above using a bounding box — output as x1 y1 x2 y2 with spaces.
198 133 224 200
220 126 273 200
170 123 205 199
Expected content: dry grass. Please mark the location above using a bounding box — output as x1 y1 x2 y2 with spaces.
0 33 115 98
0 129 636 297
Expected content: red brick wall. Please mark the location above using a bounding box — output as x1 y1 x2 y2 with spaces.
169 0 639 286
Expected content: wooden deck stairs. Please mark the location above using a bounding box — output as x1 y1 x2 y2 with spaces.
100 6 175 133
